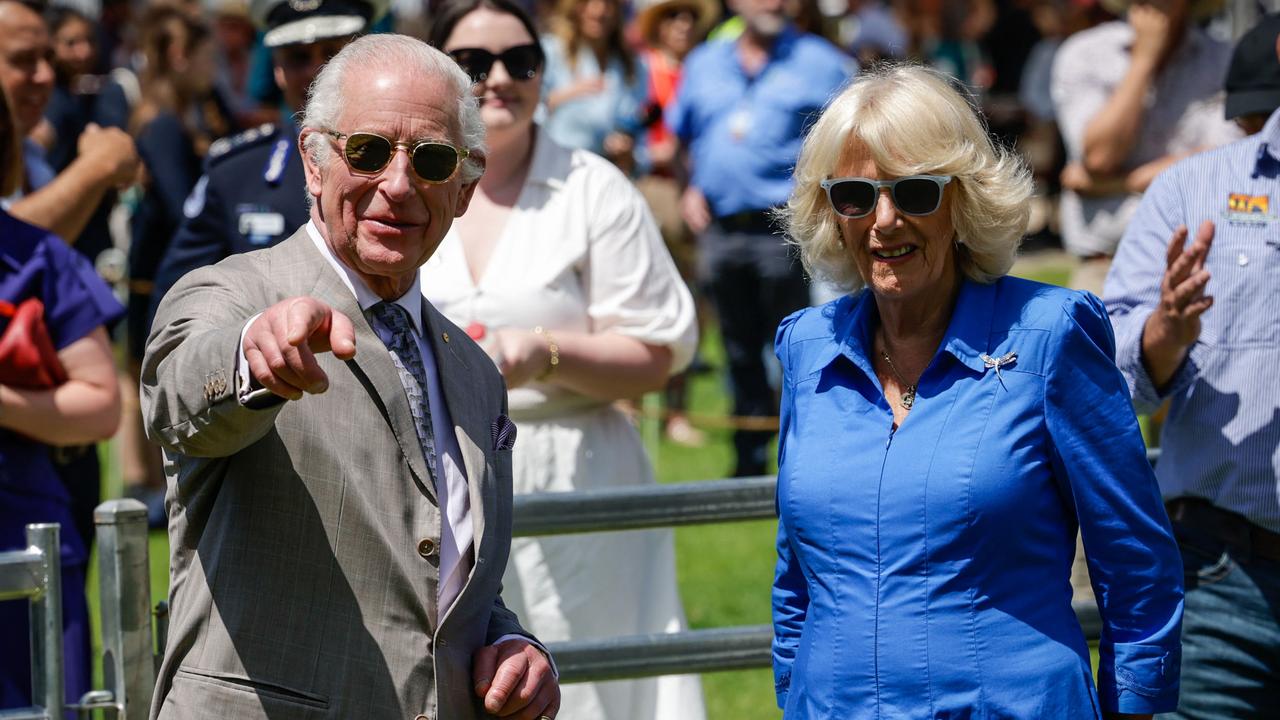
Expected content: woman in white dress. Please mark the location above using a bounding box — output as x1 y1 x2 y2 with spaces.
425 2 704 719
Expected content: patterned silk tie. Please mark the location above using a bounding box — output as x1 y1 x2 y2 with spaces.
369 301 438 481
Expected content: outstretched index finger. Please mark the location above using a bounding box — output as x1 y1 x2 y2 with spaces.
327 308 357 359
284 298 331 348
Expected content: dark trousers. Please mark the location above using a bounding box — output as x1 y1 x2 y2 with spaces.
698 220 808 477
1164 510 1280 719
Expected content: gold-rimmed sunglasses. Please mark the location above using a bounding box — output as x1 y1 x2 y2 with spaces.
325 131 470 184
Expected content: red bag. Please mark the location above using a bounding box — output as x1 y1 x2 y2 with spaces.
0 297 68 388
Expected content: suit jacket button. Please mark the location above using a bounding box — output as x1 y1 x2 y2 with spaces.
417 538 436 558
414 714 430 720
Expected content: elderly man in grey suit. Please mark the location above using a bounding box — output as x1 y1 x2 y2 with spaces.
141 34 559 720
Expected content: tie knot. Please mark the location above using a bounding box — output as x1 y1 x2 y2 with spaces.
372 300 412 330
370 301 414 348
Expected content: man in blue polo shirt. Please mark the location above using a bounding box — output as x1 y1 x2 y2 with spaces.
1103 14 1280 717
668 0 852 476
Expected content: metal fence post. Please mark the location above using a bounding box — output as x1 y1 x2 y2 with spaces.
94 499 156 720
28 524 64 720
0 523 63 719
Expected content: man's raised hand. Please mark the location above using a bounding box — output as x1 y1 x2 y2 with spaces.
1154 220 1214 348
1141 220 1214 388
243 297 357 401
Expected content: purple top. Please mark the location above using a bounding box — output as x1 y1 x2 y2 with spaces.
0 209 124 563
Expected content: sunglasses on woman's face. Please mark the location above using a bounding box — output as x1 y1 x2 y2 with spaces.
326 131 469 184
820 175 953 218
448 44 545 84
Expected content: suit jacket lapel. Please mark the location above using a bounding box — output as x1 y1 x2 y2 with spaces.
421 300 493 560
297 234 436 501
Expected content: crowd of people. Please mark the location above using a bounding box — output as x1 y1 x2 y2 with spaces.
1 0 1277 718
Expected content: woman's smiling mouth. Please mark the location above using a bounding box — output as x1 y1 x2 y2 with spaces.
872 245 918 262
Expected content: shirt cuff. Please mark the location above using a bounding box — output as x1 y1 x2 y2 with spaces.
1124 321 1203 413
1096 642 1181 714
236 313 287 410
493 634 559 679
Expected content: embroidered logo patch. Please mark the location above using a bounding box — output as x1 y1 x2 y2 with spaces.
1223 193 1275 225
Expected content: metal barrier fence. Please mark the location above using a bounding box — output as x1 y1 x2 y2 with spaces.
7 450 1161 713
0 501 156 720
0 524 62 720
521 467 1123 683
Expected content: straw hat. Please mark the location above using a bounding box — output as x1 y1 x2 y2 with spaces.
634 0 721 45
1097 0 1225 22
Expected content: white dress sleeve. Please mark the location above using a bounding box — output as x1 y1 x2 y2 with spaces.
578 155 698 374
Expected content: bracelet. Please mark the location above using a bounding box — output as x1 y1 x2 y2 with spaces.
532 326 559 380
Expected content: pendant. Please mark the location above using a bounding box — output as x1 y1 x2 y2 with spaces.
900 386 916 410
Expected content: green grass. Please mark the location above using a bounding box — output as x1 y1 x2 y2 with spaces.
649 327 782 718
85 254 1081 719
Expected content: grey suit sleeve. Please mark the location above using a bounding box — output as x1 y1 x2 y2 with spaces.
141 260 286 458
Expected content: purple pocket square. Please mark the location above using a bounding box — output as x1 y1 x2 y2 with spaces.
491 414 517 451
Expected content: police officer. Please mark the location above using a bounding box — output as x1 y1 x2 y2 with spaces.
148 0 388 320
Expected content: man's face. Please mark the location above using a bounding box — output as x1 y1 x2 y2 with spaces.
0 2 55 134
732 0 788 38
300 64 479 300
273 37 349 112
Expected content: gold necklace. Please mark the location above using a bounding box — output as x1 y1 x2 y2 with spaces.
879 348 917 410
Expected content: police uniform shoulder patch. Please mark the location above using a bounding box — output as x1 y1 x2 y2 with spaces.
207 123 278 164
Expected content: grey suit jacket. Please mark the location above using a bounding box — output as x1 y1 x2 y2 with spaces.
141 229 528 720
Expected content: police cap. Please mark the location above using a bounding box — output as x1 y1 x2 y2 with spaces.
249 0 389 48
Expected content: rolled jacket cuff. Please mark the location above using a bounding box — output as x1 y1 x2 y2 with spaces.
774 668 791 708
1096 642 1181 714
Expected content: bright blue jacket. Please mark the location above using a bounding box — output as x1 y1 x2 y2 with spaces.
773 276 1183 717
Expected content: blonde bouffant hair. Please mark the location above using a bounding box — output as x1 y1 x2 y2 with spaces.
780 64 1033 292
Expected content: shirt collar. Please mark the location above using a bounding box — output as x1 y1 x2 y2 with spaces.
1254 106 1280 178
817 276 996 378
305 220 425 336
524 125 564 189
939 277 998 374
729 24 801 75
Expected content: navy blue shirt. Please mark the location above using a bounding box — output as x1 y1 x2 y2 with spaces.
131 111 205 287
148 122 309 329
0 210 124 564
667 27 853 217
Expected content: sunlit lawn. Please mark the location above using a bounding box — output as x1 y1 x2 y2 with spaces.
85 252 1083 719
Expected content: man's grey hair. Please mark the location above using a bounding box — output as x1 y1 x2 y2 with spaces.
300 33 485 183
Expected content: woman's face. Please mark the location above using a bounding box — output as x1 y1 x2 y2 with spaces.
576 0 617 42
832 138 959 304
443 8 541 139
657 6 698 56
52 17 96 79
